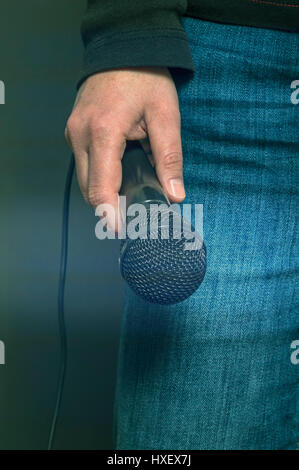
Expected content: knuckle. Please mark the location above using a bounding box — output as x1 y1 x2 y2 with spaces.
89 117 113 139
66 113 79 132
162 151 183 171
87 187 106 207
65 114 81 141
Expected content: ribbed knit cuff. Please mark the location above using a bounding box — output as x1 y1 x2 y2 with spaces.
77 28 194 89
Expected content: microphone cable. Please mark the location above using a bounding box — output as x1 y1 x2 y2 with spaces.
47 153 75 450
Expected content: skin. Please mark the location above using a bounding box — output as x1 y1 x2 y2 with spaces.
65 66 186 232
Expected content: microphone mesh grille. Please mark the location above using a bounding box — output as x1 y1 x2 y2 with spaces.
120 207 206 305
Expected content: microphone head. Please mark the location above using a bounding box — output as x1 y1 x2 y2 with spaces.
119 204 206 305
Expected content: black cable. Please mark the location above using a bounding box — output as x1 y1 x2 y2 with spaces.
47 153 75 450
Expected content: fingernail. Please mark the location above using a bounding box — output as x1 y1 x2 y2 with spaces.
168 178 185 199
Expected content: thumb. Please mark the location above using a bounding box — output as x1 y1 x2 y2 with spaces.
145 107 185 203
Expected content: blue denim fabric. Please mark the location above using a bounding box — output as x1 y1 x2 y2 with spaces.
113 18 299 450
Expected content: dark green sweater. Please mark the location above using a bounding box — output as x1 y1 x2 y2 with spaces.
79 0 299 87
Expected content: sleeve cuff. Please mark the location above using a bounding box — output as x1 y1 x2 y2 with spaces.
77 28 195 89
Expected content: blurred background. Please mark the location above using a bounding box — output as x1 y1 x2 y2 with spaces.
0 0 124 449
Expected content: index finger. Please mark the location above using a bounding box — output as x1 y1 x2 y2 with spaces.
88 131 126 233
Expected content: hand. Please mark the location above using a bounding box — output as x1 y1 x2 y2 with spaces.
65 67 185 232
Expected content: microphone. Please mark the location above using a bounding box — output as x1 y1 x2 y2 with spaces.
119 140 206 305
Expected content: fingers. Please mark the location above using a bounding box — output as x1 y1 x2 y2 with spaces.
65 115 126 233
74 150 89 201
145 106 185 203
64 67 185 240
88 126 126 232
65 116 89 200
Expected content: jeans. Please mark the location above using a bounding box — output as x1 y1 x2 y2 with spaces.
113 17 299 450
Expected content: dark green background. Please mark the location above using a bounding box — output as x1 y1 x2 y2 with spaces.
0 0 124 449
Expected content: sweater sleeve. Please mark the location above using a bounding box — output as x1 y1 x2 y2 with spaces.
78 0 195 88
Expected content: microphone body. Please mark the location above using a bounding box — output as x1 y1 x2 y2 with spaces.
119 141 206 305
120 140 168 207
